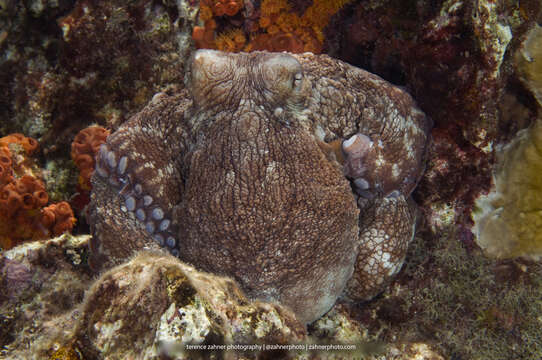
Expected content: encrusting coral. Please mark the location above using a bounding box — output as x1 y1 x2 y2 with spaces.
0 134 76 250
193 0 353 53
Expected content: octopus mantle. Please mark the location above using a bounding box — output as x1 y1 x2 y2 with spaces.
89 50 430 324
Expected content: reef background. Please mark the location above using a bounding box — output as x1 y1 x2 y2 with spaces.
1 0 542 359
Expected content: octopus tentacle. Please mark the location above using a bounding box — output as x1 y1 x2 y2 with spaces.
89 90 191 270
294 53 429 300
294 52 430 197
344 195 417 301
95 143 179 254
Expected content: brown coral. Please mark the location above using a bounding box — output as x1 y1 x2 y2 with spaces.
71 126 110 191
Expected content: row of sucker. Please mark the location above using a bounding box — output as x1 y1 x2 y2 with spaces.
95 143 180 256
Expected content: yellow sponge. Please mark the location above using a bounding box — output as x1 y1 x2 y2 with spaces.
516 24 542 106
473 118 542 259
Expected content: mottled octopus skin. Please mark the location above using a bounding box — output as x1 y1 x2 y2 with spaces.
89 50 430 324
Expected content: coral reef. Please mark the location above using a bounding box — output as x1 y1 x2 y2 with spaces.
0 233 448 360
316 2 542 358
336 0 538 138
0 0 200 246
88 50 430 324
71 126 110 191
7 236 436 360
4 231 541 359
193 0 353 53
1 0 541 358
0 0 198 165
0 134 75 250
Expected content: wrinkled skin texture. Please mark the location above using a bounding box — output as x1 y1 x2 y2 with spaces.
89 50 430 324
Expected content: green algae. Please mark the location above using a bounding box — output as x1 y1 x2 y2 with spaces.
397 230 542 359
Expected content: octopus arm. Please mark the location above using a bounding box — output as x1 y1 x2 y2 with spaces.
88 90 191 271
344 195 417 301
293 53 431 197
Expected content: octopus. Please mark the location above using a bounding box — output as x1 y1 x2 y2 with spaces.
88 50 431 324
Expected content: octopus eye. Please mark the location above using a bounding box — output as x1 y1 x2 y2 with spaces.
292 72 303 89
262 53 302 87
